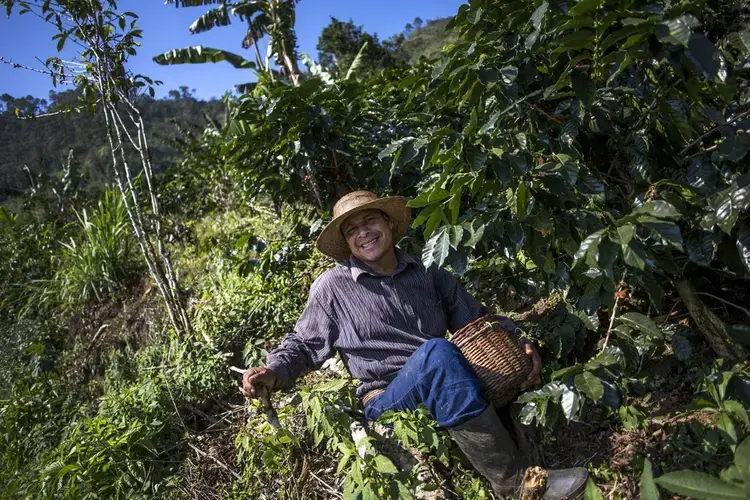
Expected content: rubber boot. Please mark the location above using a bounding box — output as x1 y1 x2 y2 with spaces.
448 406 523 497
448 406 589 499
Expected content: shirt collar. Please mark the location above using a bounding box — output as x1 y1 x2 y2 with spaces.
348 247 419 282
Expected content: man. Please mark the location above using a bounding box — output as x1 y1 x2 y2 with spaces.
242 191 588 499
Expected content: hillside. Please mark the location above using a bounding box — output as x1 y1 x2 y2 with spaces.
1 19 452 203
0 89 225 200
396 18 458 64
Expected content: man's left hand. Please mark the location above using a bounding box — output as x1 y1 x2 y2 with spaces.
520 343 542 390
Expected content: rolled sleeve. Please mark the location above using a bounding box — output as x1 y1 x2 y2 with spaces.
265 283 339 389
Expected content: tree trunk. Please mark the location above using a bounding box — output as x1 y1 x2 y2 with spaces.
673 279 746 361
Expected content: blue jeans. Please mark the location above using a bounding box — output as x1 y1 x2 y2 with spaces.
363 338 489 428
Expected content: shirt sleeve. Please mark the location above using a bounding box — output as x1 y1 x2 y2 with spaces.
432 267 519 335
265 282 339 389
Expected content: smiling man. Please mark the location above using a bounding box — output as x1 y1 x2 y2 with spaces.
241 191 588 499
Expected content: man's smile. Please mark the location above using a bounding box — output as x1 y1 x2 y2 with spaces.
360 236 380 249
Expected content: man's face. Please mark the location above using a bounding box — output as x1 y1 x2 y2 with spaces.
341 209 394 263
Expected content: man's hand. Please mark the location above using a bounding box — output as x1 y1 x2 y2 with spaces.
240 367 277 399
520 343 542 390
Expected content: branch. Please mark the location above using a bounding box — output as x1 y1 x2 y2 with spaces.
680 108 750 156
694 292 750 319
602 273 627 352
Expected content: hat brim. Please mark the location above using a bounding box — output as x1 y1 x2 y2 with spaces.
316 196 411 261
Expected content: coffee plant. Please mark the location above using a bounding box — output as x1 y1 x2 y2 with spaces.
1 0 749 497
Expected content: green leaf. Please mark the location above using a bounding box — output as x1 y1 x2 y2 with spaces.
337 452 352 475
619 312 663 339
617 224 635 245
408 187 450 208
716 183 750 234
552 364 584 381
500 65 519 84
378 137 414 161
736 229 750 272
632 200 681 219
724 400 749 427
561 385 580 421
464 220 486 249
313 378 348 393
620 405 647 430
422 226 451 268
372 455 399 474
573 229 606 268
424 207 444 240
351 458 364 485
575 371 604 400
516 183 532 221
153 46 256 69
720 465 744 486
569 0 600 18
517 381 565 403
717 135 750 164
571 71 595 107
657 17 691 47
718 413 738 447
735 436 750 482
530 1 549 29
189 5 231 34
655 471 745 499
584 478 605 500
640 219 684 251
640 459 660 500
622 241 647 270
450 224 464 249
686 230 717 266
687 33 727 82
585 346 623 369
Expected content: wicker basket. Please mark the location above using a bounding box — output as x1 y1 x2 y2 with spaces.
451 315 532 407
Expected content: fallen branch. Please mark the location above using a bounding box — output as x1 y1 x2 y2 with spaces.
187 442 240 480
309 470 344 499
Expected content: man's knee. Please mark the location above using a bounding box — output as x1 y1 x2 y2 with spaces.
423 337 464 364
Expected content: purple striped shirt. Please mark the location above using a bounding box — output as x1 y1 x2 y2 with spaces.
266 248 513 398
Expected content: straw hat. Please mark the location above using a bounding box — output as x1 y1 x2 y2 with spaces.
316 191 411 261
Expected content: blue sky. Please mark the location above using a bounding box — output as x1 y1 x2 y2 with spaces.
0 0 464 101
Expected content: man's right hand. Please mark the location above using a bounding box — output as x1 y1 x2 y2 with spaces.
241 367 277 398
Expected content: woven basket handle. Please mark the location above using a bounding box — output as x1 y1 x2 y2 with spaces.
457 319 509 346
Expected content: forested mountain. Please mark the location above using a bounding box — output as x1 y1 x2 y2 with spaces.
0 88 225 199
396 18 457 64
1 17 451 201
